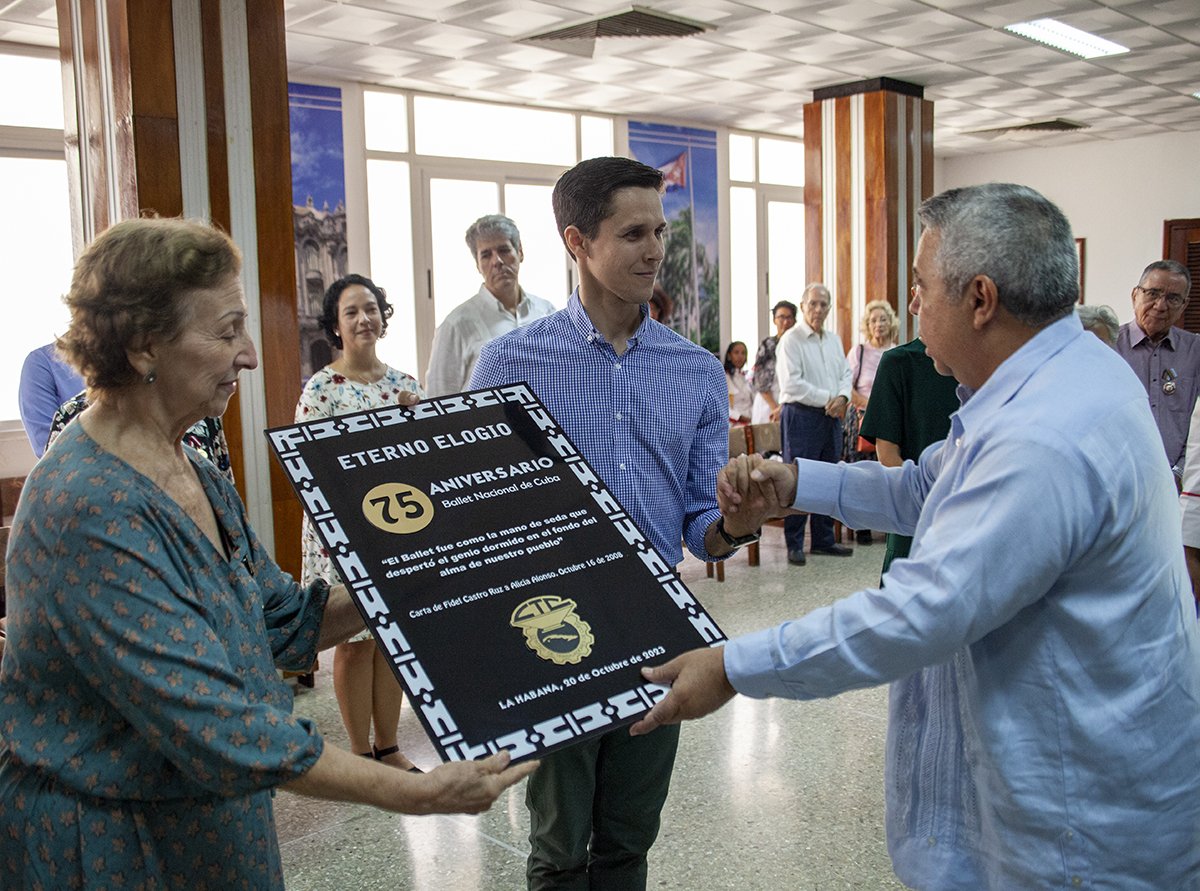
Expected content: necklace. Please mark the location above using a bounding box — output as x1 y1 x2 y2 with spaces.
338 365 384 385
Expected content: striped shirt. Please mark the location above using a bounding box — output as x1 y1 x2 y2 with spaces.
471 290 728 564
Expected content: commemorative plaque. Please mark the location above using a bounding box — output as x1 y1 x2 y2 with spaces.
267 384 726 764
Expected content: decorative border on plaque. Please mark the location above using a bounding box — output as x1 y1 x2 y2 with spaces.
268 385 726 761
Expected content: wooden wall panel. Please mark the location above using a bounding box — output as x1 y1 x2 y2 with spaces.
862 91 888 311
247 0 303 578
803 86 933 345
127 0 181 218
833 97 853 350
804 102 823 286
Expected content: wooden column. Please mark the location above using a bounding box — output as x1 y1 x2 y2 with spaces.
804 78 933 350
55 0 303 577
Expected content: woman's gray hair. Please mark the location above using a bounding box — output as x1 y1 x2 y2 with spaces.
1076 304 1120 346
918 183 1078 328
465 214 522 256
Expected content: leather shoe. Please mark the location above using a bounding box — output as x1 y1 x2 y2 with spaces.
787 549 807 566
811 544 853 557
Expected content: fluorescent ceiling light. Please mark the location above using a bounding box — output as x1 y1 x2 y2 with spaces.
1004 19 1129 59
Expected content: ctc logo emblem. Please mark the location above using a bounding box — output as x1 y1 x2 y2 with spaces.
510 595 594 665
362 482 434 535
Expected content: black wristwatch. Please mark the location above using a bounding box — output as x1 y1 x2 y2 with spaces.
715 517 761 549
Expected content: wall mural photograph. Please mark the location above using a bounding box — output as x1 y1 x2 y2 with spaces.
289 82 347 381
629 121 719 353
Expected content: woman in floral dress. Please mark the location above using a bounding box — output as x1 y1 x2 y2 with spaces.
296 274 424 771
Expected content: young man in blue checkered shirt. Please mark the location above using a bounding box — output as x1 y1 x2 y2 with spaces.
471 156 759 890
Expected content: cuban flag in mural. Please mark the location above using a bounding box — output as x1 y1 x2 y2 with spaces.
658 151 687 191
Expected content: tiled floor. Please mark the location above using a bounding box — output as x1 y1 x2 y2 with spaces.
277 527 908 890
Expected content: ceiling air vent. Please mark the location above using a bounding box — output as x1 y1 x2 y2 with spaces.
519 6 712 57
967 118 1089 138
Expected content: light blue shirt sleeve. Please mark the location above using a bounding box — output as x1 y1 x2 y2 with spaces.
19 345 84 457
724 436 1095 700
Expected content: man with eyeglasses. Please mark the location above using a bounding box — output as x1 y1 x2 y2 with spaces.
750 300 797 424
1115 259 1196 482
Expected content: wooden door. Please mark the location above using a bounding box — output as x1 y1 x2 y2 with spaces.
1167 218 1200 333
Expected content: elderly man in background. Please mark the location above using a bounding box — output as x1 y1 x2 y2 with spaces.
425 213 555 397
1115 259 1196 481
633 183 1200 890
776 284 852 565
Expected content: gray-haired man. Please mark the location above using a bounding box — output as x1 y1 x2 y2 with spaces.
425 214 555 396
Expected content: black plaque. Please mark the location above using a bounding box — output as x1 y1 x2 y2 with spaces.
267 384 725 763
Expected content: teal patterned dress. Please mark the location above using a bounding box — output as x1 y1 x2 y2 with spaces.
0 422 330 889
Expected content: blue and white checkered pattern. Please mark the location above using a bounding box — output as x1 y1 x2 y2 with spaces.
472 290 728 565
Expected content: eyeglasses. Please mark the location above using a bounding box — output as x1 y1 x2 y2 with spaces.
1136 286 1188 308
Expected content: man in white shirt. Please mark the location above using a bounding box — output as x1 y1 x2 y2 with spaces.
776 283 852 564
425 214 556 396
1179 397 1200 610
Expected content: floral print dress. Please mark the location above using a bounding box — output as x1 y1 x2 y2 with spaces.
0 422 330 889
295 365 424 643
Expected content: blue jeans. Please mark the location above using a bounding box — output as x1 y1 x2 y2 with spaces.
781 402 841 552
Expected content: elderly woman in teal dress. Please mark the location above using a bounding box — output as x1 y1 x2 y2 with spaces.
0 218 535 889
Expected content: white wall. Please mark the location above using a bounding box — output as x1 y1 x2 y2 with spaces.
936 131 1200 325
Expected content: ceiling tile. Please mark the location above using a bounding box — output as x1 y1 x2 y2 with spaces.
2 0 1194 157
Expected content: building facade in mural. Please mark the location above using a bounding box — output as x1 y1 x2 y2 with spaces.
293 197 346 379
288 82 347 382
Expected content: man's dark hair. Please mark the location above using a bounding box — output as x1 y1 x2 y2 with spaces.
772 300 797 317
552 156 664 258
319 273 394 349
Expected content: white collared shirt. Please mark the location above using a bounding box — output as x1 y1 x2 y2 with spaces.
425 284 556 397
776 318 852 406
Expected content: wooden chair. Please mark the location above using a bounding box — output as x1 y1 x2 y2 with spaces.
705 425 775 581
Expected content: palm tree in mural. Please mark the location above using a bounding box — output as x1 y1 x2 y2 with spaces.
659 207 719 352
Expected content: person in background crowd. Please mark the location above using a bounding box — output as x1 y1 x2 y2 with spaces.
776 284 852 565
750 300 797 424
1076 303 1119 347
649 283 674 324
425 214 555 397
858 333 960 575
48 389 234 483
1178 395 1200 611
296 274 426 772
472 156 754 891
843 299 899 543
631 183 1200 890
18 341 83 457
0 219 535 890
725 340 752 425
1115 259 1196 483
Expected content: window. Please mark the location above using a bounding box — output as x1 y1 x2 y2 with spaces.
413 96 575 166
727 132 805 351
1 50 74 425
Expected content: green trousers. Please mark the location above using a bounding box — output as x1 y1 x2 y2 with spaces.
526 723 681 891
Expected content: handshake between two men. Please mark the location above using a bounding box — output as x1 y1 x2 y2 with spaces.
630 454 796 737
